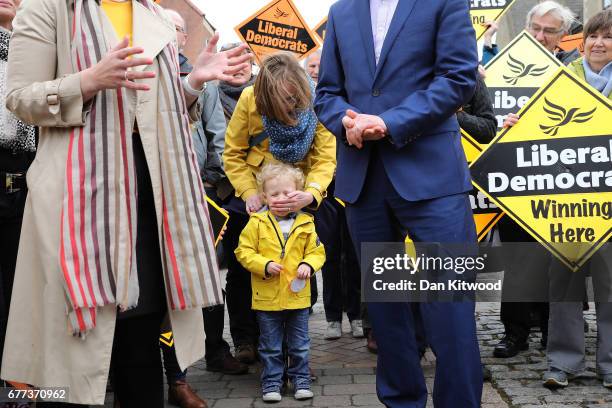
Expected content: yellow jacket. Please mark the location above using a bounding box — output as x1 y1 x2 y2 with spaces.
223 86 336 207
235 210 326 311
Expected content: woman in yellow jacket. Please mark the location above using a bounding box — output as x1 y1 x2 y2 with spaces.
222 52 336 363
235 163 325 402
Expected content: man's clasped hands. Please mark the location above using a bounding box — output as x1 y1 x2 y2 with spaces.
341 109 388 149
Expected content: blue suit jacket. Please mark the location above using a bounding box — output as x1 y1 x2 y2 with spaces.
314 0 478 204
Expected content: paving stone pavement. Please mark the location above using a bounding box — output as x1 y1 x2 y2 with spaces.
99 275 611 407
478 302 612 408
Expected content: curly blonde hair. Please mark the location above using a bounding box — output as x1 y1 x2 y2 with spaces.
256 163 305 194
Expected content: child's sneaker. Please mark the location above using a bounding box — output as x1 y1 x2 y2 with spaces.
294 388 314 400
262 391 282 403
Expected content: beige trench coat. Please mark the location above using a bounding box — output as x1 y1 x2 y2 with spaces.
1 0 210 404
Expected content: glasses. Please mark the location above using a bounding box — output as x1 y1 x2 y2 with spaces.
284 95 297 106
175 25 186 34
528 23 563 37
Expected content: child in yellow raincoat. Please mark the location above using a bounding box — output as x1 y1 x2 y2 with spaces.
235 163 325 403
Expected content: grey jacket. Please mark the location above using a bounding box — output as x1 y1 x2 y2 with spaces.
193 82 227 186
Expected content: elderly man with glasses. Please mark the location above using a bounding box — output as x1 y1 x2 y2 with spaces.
482 1 579 65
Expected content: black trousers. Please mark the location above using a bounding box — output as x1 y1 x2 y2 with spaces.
111 311 166 407
314 194 361 322
0 149 32 372
498 217 550 341
162 303 230 383
222 198 258 347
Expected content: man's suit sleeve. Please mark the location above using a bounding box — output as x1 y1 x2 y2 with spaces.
313 8 357 142
379 0 478 149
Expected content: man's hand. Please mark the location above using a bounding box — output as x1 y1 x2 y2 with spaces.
342 109 387 149
482 20 499 48
478 64 487 79
297 264 311 280
266 262 283 276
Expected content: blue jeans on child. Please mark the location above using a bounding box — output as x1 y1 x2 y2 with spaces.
256 308 311 393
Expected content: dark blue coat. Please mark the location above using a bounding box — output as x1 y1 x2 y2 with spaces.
314 0 478 203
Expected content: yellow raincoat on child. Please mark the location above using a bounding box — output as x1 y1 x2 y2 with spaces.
235 211 326 311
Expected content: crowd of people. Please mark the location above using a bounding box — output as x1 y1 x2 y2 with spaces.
0 0 609 407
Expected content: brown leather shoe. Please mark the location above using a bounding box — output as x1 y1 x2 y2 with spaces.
366 330 378 354
168 380 207 408
235 343 257 364
206 352 249 375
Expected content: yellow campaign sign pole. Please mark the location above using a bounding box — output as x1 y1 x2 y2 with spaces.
234 0 320 65
470 66 612 271
470 0 516 40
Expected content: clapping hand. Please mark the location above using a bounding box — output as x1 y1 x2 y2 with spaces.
188 33 252 90
80 37 156 102
342 109 387 149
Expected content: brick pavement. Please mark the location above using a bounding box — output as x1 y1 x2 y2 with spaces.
99 276 611 407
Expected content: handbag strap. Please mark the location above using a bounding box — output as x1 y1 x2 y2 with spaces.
248 130 269 148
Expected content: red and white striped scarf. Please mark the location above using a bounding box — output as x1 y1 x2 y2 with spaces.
61 0 222 336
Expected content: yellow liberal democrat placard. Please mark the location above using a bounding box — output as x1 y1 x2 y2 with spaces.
485 31 563 132
206 196 229 247
313 17 327 44
470 67 612 271
470 0 516 40
235 0 319 64
461 131 504 241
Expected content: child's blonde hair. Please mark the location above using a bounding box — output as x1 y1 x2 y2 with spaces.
256 163 305 194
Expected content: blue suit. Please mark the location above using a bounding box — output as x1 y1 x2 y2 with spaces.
314 1 482 407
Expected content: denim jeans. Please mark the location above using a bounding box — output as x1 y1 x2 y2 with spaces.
256 309 311 393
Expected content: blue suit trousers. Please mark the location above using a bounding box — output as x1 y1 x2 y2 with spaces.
345 153 483 408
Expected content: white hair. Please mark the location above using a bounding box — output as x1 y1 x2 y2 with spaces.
303 50 322 68
164 9 187 32
526 1 575 34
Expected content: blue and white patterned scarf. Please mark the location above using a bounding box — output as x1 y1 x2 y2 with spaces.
583 58 612 97
262 80 317 164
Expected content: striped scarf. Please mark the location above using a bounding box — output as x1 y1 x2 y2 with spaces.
61 0 222 336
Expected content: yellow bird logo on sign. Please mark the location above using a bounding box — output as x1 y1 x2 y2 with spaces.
503 54 550 85
273 7 290 19
539 98 596 136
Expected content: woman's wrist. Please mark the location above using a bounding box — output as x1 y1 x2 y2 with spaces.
80 68 99 102
186 72 206 93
